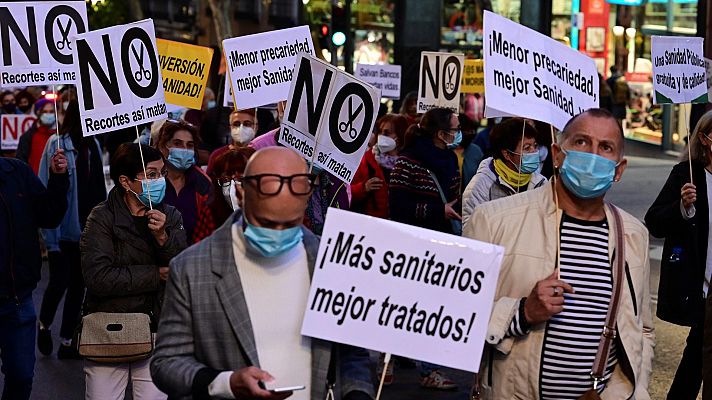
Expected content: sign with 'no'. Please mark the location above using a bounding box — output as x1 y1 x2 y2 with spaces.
279 54 381 184
73 19 167 137
0 1 88 87
418 51 464 113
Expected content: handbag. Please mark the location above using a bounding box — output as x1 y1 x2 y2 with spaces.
576 204 626 400
426 169 462 235
78 312 154 363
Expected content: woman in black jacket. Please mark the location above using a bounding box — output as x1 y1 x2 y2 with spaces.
645 110 712 400
80 143 187 399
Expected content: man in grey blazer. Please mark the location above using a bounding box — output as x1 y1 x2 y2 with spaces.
151 147 374 400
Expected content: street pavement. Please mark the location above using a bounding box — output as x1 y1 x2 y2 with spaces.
1 144 700 399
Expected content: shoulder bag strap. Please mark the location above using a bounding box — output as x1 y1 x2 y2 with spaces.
591 203 625 388
427 169 449 205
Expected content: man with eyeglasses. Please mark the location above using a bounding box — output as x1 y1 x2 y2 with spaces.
207 109 258 175
152 147 374 400
463 109 653 399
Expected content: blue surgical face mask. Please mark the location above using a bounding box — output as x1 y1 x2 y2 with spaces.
447 130 463 150
243 222 303 257
207 100 216 110
39 113 56 127
559 149 618 199
519 151 540 174
132 177 166 207
306 160 324 175
167 148 195 171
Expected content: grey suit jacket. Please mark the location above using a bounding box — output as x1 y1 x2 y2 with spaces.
150 211 374 399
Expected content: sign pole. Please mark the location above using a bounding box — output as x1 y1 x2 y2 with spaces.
551 124 561 280
375 353 391 400
683 103 694 185
53 85 61 151
135 125 153 210
517 119 525 193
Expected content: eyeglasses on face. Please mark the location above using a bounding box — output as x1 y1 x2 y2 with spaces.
238 173 317 196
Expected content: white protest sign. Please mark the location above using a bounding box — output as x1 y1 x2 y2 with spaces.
1 114 36 150
417 51 464 113
355 63 401 99
705 57 712 103
652 36 707 104
0 1 88 87
301 209 503 372
223 26 314 110
483 11 599 131
222 75 234 107
279 54 380 184
73 19 167 137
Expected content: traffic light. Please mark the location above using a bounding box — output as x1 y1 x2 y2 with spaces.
331 4 348 47
318 22 330 49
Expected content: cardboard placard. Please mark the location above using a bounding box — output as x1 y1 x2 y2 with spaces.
483 11 599 131
73 19 167 137
417 51 464 113
223 26 314 110
156 38 213 110
279 54 380 184
461 59 485 94
301 209 504 373
355 63 401 99
1 114 36 150
651 36 708 104
0 1 88 87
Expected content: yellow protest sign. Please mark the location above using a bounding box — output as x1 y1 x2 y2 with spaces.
156 39 213 110
461 59 484 94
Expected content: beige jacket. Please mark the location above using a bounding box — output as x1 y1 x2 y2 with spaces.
463 181 654 400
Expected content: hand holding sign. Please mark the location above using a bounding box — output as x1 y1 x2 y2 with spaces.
50 148 67 174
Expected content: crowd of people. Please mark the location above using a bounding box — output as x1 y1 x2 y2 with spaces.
0 80 708 400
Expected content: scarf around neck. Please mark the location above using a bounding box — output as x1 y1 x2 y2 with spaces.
493 158 532 188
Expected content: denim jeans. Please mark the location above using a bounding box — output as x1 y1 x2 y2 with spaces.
0 295 36 400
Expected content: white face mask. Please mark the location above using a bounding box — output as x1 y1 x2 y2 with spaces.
62 101 69 111
221 181 240 211
376 135 397 154
231 125 255 145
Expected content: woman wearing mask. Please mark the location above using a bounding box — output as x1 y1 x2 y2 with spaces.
16 99 57 175
388 107 461 390
154 120 213 243
646 111 712 400
36 100 107 358
193 147 255 241
351 114 408 219
15 90 35 114
461 118 546 225
81 143 187 400
206 109 257 175
399 91 419 125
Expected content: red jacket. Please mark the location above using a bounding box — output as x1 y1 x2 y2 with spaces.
350 149 389 219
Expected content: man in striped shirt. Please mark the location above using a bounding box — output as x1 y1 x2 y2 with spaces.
463 109 654 399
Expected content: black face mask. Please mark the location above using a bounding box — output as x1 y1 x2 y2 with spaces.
2 103 16 113
18 104 31 113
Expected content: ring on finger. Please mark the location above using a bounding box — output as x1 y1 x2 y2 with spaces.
552 286 561 296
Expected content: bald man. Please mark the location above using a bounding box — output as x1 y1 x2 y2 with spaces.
463 109 653 399
151 147 374 400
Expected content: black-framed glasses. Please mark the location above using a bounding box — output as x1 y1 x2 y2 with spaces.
136 169 168 180
239 173 317 196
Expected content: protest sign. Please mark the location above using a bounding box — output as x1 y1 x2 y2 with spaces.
279 54 380 184
222 75 234 107
706 58 712 103
223 26 314 110
73 19 167 137
417 51 464 113
0 1 88 87
1 114 36 150
462 59 485 94
483 11 599 131
301 209 503 372
355 63 401 99
651 36 707 104
156 38 213 110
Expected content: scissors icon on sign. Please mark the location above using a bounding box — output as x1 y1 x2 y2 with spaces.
338 97 364 140
131 42 152 82
55 19 73 51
